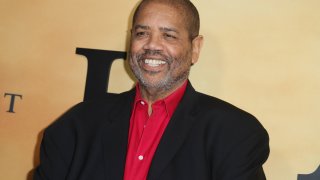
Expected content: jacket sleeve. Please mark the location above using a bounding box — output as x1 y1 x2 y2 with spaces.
215 128 270 180
33 105 79 180
33 130 71 180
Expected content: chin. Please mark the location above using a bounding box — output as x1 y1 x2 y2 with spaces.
140 78 168 89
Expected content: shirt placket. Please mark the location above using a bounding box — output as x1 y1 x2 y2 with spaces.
136 102 166 162
135 101 149 162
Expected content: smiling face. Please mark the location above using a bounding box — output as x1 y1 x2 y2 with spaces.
129 1 203 95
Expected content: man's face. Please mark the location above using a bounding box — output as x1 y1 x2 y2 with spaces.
129 2 200 91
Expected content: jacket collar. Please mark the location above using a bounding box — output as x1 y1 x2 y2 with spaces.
147 81 199 180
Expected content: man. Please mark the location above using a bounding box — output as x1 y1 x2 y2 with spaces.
34 0 269 179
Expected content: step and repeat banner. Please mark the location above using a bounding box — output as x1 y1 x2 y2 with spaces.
1 0 319 179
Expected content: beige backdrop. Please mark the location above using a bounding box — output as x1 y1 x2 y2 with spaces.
1 0 319 179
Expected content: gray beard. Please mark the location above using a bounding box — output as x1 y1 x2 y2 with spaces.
131 64 190 91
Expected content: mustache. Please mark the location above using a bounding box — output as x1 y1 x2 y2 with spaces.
135 50 172 64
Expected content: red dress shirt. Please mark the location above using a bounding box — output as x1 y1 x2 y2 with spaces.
123 81 187 180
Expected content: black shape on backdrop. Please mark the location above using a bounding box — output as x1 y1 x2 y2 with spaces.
298 165 320 180
4 93 23 113
76 48 127 101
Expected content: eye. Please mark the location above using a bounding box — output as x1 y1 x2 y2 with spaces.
164 33 177 40
135 31 148 38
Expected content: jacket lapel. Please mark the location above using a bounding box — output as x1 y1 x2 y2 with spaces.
101 90 135 180
147 82 199 180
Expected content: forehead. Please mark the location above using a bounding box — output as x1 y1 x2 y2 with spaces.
133 2 187 31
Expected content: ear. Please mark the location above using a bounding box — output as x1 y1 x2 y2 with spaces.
191 35 204 65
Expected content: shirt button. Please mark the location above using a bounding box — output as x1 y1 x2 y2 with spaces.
140 101 145 105
138 155 144 160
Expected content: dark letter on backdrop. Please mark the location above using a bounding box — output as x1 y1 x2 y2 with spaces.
4 93 23 113
76 48 127 101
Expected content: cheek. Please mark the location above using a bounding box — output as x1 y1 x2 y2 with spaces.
171 49 193 71
165 45 183 59
130 41 143 53
166 40 191 56
168 45 192 62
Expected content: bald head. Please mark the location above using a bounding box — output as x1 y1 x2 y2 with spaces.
132 0 200 40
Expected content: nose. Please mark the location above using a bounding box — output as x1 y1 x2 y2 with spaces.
143 34 163 51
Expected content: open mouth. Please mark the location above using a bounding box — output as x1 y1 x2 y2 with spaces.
144 59 166 67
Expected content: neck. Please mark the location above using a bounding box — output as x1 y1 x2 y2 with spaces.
139 80 186 105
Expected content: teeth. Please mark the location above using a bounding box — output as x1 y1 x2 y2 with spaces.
144 59 166 67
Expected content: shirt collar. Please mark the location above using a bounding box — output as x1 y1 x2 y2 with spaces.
133 81 188 117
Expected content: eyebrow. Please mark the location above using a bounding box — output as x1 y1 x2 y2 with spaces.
134 24 150 30
134 24 179 34
160 27 179 34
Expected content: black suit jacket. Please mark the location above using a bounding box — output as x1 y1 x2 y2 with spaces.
34 82 269 180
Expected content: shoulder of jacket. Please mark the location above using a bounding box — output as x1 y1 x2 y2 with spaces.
45 89 134 134
194 91 265 130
